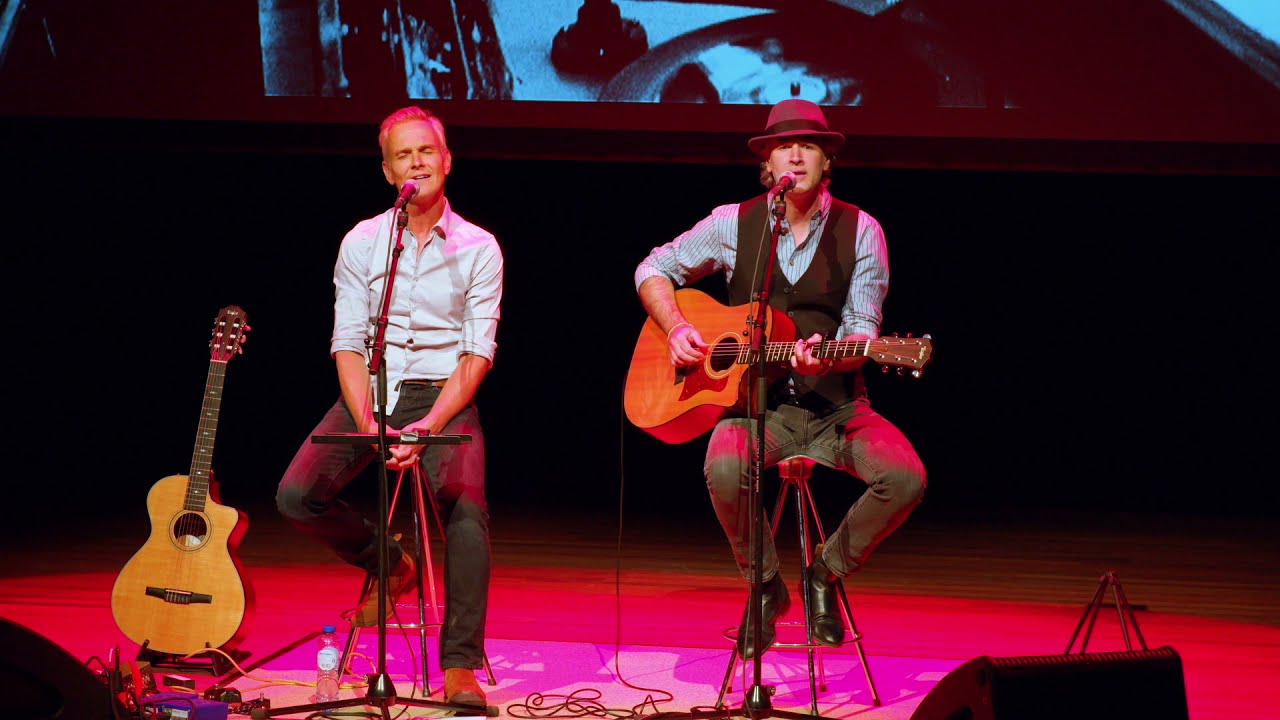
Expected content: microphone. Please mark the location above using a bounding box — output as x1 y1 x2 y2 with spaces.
393 180 419 209
768 171 797 201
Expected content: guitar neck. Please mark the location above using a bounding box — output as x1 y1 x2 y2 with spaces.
187 359 228 511
743 339 874 365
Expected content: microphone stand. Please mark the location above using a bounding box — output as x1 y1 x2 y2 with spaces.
360 203 405 706
257 203 497 718
741 193 786 714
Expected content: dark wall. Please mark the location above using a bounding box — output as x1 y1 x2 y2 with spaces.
5 117 1277 527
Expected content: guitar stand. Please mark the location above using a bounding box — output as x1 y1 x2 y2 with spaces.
138 639 246 677
1064 569 1149 654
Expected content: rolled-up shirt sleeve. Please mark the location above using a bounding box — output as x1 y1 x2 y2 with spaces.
634 204 736 290
840 213 889 339
331 218 381 357
460 240 503 363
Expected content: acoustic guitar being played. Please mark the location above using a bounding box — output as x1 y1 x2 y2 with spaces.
111 306 253 656
624 288 933 444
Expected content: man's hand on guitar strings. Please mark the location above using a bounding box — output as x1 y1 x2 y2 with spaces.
667 323 708 367
791 333 831 376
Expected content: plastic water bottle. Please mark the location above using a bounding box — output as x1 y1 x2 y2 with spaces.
316 624 341 701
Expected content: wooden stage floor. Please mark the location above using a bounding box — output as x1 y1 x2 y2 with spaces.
1 495 1277 719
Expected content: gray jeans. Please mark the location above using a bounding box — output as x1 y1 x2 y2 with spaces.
704 397 925 582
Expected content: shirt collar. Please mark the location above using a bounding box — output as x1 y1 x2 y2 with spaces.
435 198 456 241
405 198 455 243
813 186 832 224
780 187 832 242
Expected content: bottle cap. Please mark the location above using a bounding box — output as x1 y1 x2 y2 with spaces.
323 625 336 633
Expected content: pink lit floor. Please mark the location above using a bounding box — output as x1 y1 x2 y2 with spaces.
2 501 1277 718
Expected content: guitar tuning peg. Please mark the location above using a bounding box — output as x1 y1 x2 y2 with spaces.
892 332 900 338
896 367 905 376
881 365 890 374
911 370 922 379
922 333 932 339
905 332 913 338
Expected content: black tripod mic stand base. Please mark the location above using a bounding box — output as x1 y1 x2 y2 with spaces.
247 674 500 718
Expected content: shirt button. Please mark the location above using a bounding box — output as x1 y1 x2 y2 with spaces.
407 338 415 345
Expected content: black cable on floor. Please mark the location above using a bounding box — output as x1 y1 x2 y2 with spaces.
502 377 679 720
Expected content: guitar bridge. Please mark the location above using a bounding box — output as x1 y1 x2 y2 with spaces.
145 586 214 605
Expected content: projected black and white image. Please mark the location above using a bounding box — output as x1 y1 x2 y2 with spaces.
254 0 1008 108
253 0 1280 112
1 0 1277 143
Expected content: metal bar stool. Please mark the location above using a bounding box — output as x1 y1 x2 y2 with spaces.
339 464 496 694
717 455 881 713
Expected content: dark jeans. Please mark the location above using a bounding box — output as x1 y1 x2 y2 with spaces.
276 384 490 670
704 397 926 582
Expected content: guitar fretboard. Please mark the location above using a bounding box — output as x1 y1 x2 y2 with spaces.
725 339 873 364
186 359 228 512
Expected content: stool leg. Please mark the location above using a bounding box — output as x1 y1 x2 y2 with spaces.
410 466 436 694
339 574 372 679
834 582 880 706
410 466 444 627
805 481 882 708
718 479 797 710
793 480 821 715
715 634 743 709
412 464 499 688
339 466 413 680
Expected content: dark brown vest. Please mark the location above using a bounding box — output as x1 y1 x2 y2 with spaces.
727 193 867 414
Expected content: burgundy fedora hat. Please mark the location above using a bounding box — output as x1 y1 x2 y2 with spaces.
747 99 845 158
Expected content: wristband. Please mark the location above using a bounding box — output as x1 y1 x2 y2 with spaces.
667 322 692 340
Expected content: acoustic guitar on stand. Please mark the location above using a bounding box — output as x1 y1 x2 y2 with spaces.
624 288 933 444
111 305 253 657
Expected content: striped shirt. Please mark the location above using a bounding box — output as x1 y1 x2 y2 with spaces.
634 188 888 339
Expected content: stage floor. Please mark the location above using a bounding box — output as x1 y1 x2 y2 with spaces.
2 497 1277 719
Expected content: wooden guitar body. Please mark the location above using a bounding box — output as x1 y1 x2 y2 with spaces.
111 473 250 654
110 305 253 656
624 289 932 444
624 290 796 444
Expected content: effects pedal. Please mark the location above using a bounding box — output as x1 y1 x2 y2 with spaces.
145 692 229 720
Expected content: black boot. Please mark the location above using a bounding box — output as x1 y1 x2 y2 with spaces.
806 556 845 646
738 572 790 659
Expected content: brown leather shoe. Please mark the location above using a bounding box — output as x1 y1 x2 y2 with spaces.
353 546 416 627
444 667 487 707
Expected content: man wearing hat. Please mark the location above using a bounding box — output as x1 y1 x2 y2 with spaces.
633 98 926 658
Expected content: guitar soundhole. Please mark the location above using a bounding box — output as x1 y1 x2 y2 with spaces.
708 338 739 373
171 512 209 550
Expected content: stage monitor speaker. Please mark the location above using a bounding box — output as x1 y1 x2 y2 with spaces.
0 617 126 720
910 645 1189 720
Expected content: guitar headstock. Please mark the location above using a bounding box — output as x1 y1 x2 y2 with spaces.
870 334 933 378
210 305 250 363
